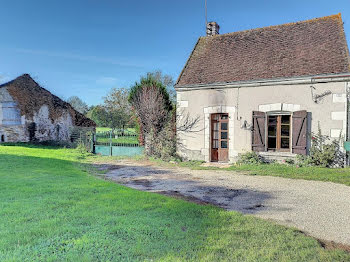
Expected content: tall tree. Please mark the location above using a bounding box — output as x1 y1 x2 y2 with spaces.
146 70 176 102
67 96 89 115
86 105 109 127
129 75 172 155
103 87 134 130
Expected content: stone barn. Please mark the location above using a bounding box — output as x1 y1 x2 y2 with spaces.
0 74 95 143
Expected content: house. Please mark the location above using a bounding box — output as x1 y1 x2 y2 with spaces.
175 14 350 163
0 74 95 143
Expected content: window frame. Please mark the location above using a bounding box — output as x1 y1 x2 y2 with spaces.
265 111 292 152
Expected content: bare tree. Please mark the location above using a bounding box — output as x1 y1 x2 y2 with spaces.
67 96 89 115
131 85 170 155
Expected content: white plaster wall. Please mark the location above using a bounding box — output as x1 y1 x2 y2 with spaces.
177 81 348 162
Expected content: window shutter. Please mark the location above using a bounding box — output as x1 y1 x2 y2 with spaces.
252 111 266 152
292 110 307 155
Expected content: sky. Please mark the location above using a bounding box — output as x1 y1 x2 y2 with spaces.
0 0 349 105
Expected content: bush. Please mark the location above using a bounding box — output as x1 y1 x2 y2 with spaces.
237 151 264 165
284 158 295 165
296 126 345 168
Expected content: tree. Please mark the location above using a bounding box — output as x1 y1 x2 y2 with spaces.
67 96 89 115
129 75 172 155
146 70 176 103
86 105 109 127
103 87 134 130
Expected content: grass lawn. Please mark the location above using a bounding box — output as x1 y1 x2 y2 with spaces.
0 145 349 261
96 127 136 133
95 127 139 145
96 127 112 132
149 159 350 187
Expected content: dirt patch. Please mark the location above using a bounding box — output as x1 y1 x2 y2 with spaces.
94 164 125 172
244 204 264 210
318 239 350 253
131 179 153 188
157 190 212 206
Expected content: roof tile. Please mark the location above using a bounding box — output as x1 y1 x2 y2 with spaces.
176 14 350 87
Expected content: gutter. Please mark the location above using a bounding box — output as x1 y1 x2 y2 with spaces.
175 73 350 91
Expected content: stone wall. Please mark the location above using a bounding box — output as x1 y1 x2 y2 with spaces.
0 87 83 143
0 126 27 142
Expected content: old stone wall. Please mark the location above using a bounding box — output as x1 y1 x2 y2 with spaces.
0 126 27 142
0 87 82 143
31 105 73 141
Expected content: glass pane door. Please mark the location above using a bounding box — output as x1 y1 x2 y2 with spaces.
211 113 229 162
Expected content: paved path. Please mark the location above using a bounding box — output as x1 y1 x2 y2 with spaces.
100 160 350 246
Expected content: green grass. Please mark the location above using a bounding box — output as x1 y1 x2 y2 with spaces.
226 164 350 186
96 127 112 132
149 159 350 187
96 136 139 145
0 145 349 261
95 127 139 145
96 127 136 133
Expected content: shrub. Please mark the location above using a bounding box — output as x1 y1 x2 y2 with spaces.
296 126 345 168
237 151 264 165
284 158 295 165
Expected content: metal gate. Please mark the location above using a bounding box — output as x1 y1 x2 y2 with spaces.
93 130 144 156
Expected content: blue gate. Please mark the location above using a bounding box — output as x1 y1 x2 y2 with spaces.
93 130 144 157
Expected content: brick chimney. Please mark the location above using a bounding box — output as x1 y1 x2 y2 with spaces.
206 21 220 36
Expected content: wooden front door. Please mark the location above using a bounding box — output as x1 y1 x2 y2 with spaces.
211 113 229 162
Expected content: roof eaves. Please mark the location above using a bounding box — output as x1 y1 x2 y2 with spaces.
175 72 350 90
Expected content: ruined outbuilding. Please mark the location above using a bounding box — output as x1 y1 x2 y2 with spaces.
0 74 95 143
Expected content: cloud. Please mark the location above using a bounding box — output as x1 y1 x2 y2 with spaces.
96 76 118 85
9 47 146 68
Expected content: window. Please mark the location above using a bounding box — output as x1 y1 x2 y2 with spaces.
1 102 21 125
267 114 291 151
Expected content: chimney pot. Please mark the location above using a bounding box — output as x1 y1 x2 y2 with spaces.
206 21 220 36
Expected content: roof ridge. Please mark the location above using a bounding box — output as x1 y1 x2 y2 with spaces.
207 13 342 39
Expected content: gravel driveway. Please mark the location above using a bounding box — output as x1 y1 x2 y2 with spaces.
99 160 350 246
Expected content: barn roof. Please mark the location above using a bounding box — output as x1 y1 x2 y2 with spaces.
176 14 350 87
0 74 96 127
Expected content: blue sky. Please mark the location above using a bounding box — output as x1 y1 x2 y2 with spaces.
0 0 349 105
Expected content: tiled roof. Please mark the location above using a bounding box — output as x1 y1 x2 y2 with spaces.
0 74 96 127
176 14 350 87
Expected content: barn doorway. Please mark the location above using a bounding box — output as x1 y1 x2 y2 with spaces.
211 113 229 162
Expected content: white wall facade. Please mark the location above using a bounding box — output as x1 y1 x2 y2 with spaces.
176 78 349 162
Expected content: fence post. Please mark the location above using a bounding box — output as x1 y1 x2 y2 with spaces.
91 134 95 153
109 131 113 156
